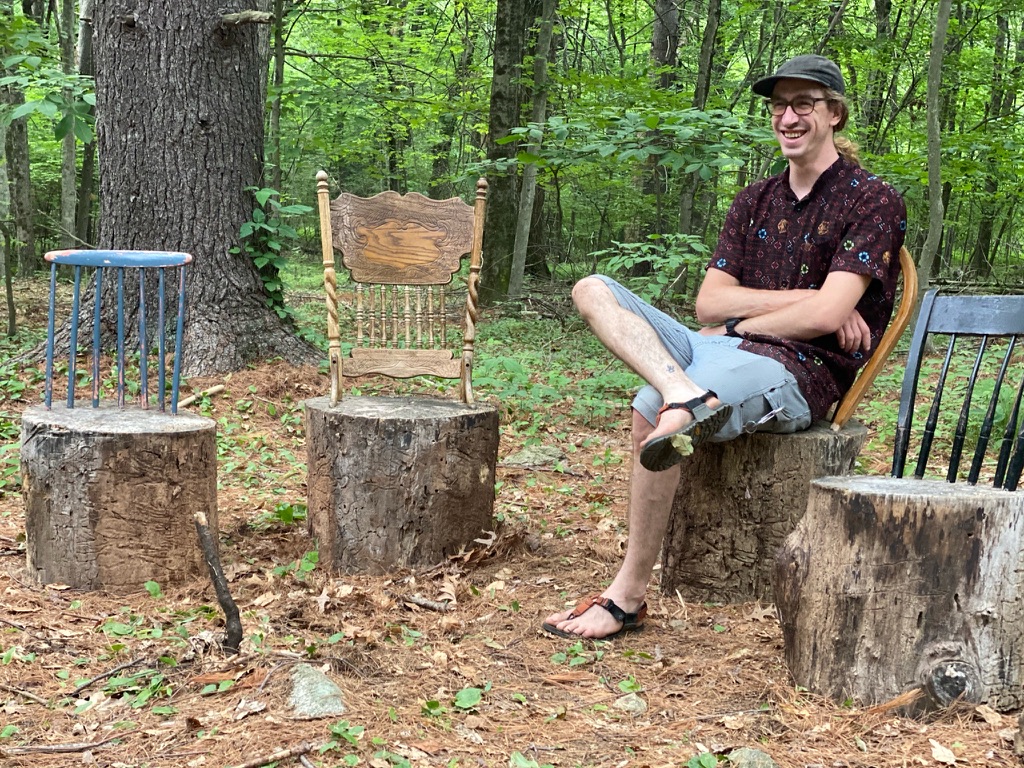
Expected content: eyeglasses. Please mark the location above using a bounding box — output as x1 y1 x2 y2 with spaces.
766 96 829 116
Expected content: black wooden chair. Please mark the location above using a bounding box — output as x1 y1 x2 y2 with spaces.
892 289 1024 489
776 288 1024 713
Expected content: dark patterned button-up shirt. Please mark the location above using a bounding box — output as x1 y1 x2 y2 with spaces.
709 156 907 420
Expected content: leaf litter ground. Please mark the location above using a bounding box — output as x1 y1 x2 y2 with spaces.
0 285 1019 768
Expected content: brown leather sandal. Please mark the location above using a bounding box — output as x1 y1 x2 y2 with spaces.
542 594 648 640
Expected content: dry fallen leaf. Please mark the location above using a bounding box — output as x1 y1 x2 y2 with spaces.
975 704 1002 725
929 738 956 765
315 587 330 613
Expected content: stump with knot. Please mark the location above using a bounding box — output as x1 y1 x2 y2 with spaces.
775 476 1024 712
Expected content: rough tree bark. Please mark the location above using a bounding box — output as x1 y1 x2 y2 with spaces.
92 0 318 374
662 422 867 603
305 396 499 572
508 0 556 299
22 405 218 592
1 84 37 273
74 0 96 246
58 0 77 249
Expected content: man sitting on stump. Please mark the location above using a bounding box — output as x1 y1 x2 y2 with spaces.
543 54 907 640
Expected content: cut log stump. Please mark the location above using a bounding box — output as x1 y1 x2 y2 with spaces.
21 404 217 592
662 421 868 603
304 395 499 572
775 476 1024 712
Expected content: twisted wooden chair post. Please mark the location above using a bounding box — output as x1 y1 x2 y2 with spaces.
316 171 343 406
461 178 488 404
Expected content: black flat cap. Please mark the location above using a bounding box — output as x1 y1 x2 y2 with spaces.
752 54 845 97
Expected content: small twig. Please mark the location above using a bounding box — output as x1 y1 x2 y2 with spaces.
403 594 453 613
0 616 26 631
692 707 773 721
71 657 146 697
258 660 294 693
0 684 50 706
299 756 317 768
178 384 225 409
226 741 316 768
0 731 135 756
496 463 584 476
194 510 242 654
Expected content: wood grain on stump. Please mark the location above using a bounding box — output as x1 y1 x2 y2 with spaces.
662 421 867 603
21 404 217 591
304 395 498 572
775 475 1024 712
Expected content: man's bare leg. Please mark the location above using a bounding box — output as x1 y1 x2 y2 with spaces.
570 276 721 443
543 411 680 638
543 277 724 638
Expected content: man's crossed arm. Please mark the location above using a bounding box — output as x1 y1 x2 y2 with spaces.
695 268 872 354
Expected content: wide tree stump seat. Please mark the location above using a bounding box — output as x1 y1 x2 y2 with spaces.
304 395 499 572
22 404 217 591
662 421 868 603
775 476 1024 712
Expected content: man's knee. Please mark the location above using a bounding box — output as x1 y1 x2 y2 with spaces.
572 275 612 315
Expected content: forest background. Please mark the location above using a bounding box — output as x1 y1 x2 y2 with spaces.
1 3 1023 765
1 0 1022 377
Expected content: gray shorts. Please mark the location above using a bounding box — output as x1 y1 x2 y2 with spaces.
592 275 812 442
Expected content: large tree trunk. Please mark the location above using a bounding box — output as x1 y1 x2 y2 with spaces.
480 0 529 304
508 0 557 299
917 0 951 298
58 0 77 249
92 0 318 375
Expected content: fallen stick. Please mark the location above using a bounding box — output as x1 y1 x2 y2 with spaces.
0 684 49 706
194 510 243 654
71 657 146 697
226 741 317 768
1 731 135 756
177 384 226 409
404 594 453 613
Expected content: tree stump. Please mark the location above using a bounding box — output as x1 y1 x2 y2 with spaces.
775 476 1024 712
661 421 867 603
304 395 499 572
21 404 217 592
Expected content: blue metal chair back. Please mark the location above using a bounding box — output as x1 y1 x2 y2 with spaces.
44 250 192 413
892 289 1024 490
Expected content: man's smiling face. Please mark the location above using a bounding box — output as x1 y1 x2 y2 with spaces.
770 78 841 167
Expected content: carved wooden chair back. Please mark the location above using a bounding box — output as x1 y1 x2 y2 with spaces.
891 289 1024 490
315 173 487 405
830 245 918 430
43 249 191 413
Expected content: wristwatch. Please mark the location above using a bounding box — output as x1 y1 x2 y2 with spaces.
724 317 745 337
